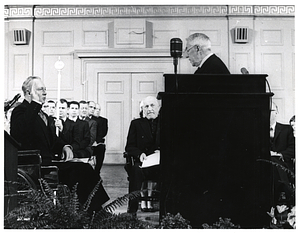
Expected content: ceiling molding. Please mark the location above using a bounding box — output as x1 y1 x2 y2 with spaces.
4 5 295 19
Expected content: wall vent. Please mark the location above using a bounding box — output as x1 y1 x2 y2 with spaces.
234 27 248 43
13 29 27 45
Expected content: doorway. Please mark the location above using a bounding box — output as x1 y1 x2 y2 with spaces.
98 72 164 163
81 57 172 163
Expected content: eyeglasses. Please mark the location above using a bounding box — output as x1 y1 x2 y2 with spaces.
184 44 198 54
36 87 47 92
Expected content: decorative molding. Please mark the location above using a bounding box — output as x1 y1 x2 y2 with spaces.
33 5 228 18
75 49 170 58
254 5 295 16
228 5 253 15
4 5 34 18
4 5 295 19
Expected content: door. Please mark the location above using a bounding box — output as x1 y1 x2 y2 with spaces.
98 72 164 163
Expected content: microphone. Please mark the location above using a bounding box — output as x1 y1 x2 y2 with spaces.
4 93 21 112
241 67 249 74
170 38 182 74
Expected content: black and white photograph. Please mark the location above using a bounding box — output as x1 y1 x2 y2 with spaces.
2 1 296 229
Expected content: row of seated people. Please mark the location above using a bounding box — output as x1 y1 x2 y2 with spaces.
9 76 109 212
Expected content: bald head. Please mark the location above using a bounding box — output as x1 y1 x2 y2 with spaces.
142 96 160 120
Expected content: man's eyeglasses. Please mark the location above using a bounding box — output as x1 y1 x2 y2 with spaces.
36 87 47 92
184 44 198 54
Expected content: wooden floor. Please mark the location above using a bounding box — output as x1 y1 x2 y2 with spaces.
100 164 159 225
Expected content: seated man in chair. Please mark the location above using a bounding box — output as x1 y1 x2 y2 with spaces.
125 96 160 214
11 76 109 212
269 102 295 205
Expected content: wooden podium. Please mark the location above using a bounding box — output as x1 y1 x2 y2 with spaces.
159 74 273 228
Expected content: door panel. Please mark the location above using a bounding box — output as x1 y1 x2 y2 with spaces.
98 73 131 163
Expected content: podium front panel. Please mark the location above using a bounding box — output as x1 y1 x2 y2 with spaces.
159 93 272 228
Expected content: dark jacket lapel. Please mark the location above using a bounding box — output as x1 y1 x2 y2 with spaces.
274 123 282 143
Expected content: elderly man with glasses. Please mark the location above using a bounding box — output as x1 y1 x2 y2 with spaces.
184 33 230 74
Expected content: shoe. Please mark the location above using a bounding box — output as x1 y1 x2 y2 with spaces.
147 207 155 212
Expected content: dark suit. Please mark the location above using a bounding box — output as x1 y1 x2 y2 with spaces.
125 117 160 213
270 122 295 204
60 118 91 158
271 122 295 168
92 116 108 175
92 116 108 143
73 118 91 158
11 100 64 165
10 100 109 210
194 54 230 74
84 117 97 156
59 118 76 147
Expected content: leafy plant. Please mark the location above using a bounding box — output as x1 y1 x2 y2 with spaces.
257 158 295 229
4 178 149 229
91 212 155 229
4 179 91 229
202 217 240 229
159 213 192 229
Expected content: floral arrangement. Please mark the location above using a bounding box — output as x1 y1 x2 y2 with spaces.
258 158 295 229
268 205 295 229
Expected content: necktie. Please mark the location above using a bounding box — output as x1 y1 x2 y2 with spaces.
39 110 47 126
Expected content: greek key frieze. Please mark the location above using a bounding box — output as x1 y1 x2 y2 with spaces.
4 5 295 19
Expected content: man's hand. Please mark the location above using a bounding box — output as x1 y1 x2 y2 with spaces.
139 153 147 162
270 151 284 161
55 119 63 132
62 146 73 161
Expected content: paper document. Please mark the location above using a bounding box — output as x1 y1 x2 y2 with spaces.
67 158 89 163
141 151 160 168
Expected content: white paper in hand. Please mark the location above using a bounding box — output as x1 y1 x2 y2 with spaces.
141 151 160 168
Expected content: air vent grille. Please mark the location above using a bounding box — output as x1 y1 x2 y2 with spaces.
13 29 27 45
235 27 248 43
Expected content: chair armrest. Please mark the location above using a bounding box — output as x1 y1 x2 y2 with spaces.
18 150 42 165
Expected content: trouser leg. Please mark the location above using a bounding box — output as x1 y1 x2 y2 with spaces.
128 163 143 213
94 144 106 176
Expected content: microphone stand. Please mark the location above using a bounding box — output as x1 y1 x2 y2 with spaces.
173 57 179 92
173 57 178 75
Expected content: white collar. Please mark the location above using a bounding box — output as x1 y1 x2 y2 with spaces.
69 116 78 122
270 122 277 130
61 117 67 122
199 52 214 68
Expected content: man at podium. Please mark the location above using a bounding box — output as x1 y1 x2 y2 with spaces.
183 32 230 74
